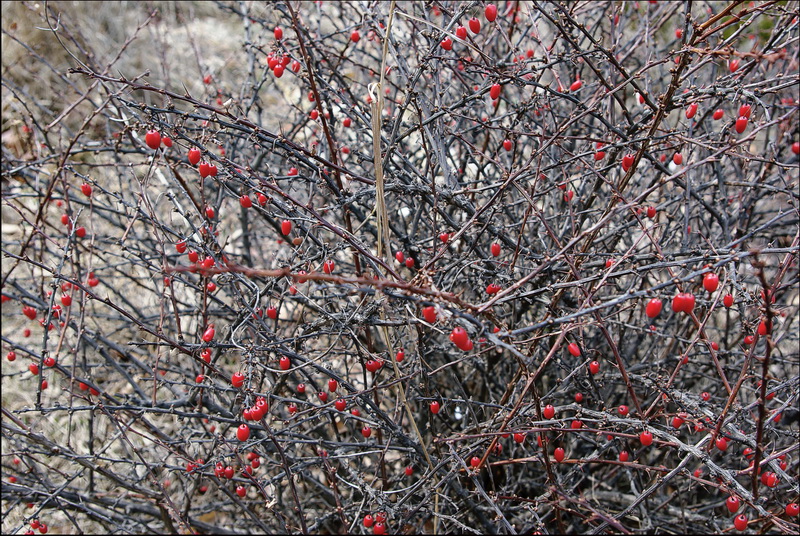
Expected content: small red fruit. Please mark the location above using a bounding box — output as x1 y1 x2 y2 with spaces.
619 451 629 462
484 4 497 22
470 456 481 468
735 116 748 134
395 348 405 362
503 139 512 151
361 426 372 438
350 30 360 42
188 148 201 165
237 424 250 441
618 405 629 417
543 404 555 419
489 83 501 100
274 27 283 40
281 220 292 235
455 26 467 40
363 514 374 528
685 103 698 119
491 242 501 256
703 272 719 292
726 496 740 513
554 447 565 463
621 153 635 172
786 503 799 517
279 356 290 370
430 401 440 414
202 325 215 342
231 372 245 388
440 37 453 50
713 109 724 120
645 298 663 318
323 259 335 274
589 361 600 375
733 514 747 531
145 130 161 150
162 137 172 148
469 17 481 34
715 437 728 451
723 294 734 307
422 306 437 323
639 430 653 446
567 343 580 357
81 183 92 197
569 79 582 92
318 391 328 403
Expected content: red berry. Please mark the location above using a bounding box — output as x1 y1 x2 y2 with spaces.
205 206 215 219
187 148 202 167
735 116 748 133
484 4 497 22
672 415 685 429
757 319 770 336
323 259 335 274
373 522 386 535
739 104 752 118
503 139 512 151
621 153 635 171
450 327 471 351
279 356 290 370
729 59 740 72
640 430 653 446
646 206 657 218
554 447 565 462
567 343 581 357
267 306 277 319
422 306 437 323
281 220 292 235
792 142 800 155
363 514 374 528
318 391 328 403
733 514 747 531
334 398 346 411
361 426 372 438
470 456 481 468
239 195 252 208
675 28 683 38
489 83 501 100
672 153 683 165
486 283 501 294
145 130 161 150
231 372 245 388
81 183 92 196
491 242 501 256
701 391 710 401
703 272 719 292
440 37 453 50
274 27 283 40
619 451 629 462
713 109 724 120
726 496 740 514
569 79 582 92
455 26 467 40
272 64 284 78
589 361 600 375
574 393 584 403
786 503 799 516
618 405 629 417
198 161 212 178
430 401 440 414
162 137 172 148
469 17 481 34
543 404 555 419
723 294 734 307
645 298 663 318
405 465 413 476
395 348 405 362
685 102 698 119
405 257 415 268
571 419 582 429
438 232 449 243
237 424 250 441
715 437 728 451
201 325 215 342
236 485 246 497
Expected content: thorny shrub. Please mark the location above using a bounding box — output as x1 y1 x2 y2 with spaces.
2 1 799 534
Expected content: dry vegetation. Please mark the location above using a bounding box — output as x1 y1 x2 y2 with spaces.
2 1 799 535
